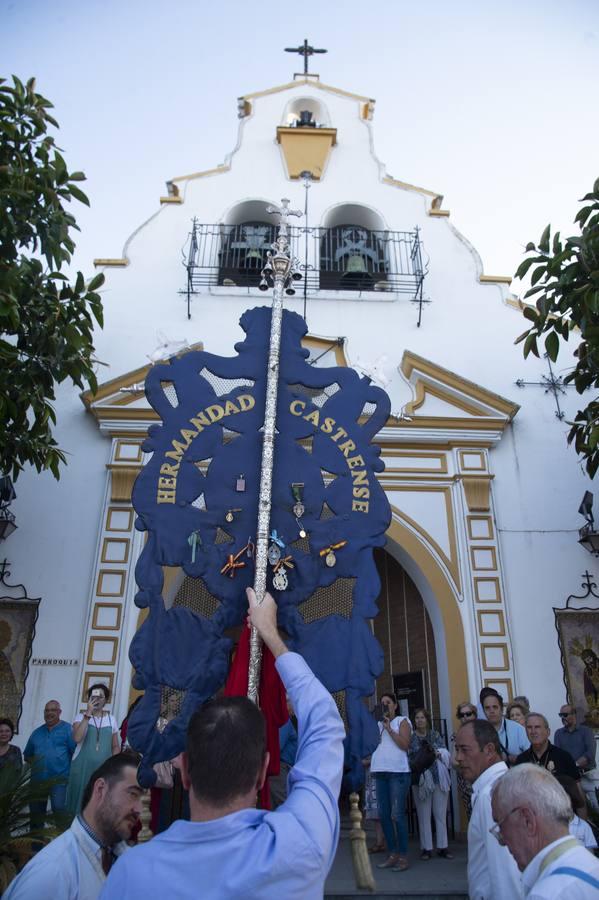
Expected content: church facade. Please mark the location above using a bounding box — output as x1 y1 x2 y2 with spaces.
5 70 598 767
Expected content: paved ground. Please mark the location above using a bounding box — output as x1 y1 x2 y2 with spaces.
325 821 468 899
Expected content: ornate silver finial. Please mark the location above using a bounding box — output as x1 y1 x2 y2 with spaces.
248 201 303 703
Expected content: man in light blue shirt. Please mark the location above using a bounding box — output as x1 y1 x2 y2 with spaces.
23 699 76 827
100 588 345 900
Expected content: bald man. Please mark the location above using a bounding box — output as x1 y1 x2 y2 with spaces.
24 699 76 828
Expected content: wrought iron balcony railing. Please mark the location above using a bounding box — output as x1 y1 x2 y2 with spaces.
180 220 426 319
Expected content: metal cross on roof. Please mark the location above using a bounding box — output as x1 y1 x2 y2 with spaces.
285 39 327 75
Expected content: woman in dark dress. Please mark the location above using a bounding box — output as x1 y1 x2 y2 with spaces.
0 718 23 773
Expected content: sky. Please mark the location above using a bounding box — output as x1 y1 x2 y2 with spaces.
3 0 599 286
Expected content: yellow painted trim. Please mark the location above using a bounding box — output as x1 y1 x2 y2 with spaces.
381 450 448 474
276 126 337 180
80 341 205 409
81 671 115 703
96 570 126 598
115 440 143 463
483 677 513 701
301 334 347 367
386 512 469 720
477 609 506 637
467 516 494 541
160 196 183 205
479 275 513 285
473 576 501 604
170 165 231 186
101 537 130 565
470 545 498 572
480 643 509 672
407 381 494 418
401 351 520 421
429 209 450 217
462 476 493 512
391 486 460 591
382 175 442 203
458 449 486 472
92 602 123 632
106 508 134 533
240 78 373 103
87 635 119 666
93 258 129 268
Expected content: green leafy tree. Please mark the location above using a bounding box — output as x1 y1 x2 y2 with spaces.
0 75 104 480
515 177 599 477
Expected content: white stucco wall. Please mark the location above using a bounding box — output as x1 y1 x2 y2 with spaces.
8 78 596 747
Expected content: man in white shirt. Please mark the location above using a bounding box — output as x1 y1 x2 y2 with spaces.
454 718 523 899
491 763 599 898
4 751 143 900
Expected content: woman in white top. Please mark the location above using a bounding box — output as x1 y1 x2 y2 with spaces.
66 682 120 814
369 692 412 872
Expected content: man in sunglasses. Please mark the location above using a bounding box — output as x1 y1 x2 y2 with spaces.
554 705 595 772
554 704 597 810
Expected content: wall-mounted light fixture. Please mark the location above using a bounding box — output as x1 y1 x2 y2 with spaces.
0 476 17 541
578 491 599 556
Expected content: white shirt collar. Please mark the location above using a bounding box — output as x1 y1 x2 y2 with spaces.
472 760 507 797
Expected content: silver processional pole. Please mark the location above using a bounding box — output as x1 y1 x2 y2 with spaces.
247 199 303 704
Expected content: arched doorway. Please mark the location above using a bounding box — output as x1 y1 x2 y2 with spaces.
373 548 441 720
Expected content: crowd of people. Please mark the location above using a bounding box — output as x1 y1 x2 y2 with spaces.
2 592 599 898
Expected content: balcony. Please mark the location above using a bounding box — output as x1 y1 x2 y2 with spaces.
180 221 425 318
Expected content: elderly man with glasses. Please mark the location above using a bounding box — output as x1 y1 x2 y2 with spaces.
490 764 599 898
454 718 523 899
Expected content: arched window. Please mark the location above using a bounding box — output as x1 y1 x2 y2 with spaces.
283 96 330 129
319 205 388 291
217 221 276 287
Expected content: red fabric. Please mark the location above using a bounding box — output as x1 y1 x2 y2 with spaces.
224 627 288 809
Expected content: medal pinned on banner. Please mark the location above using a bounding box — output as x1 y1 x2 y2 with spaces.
272 555 295 591
291 483 305 518
320 540 348 567
267 530 285 566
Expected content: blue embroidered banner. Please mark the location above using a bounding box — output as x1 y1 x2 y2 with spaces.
128 307 391 787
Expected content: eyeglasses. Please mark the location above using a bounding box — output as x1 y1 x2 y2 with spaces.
489 806 524 843
559 711 573 719
457 711 476 719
